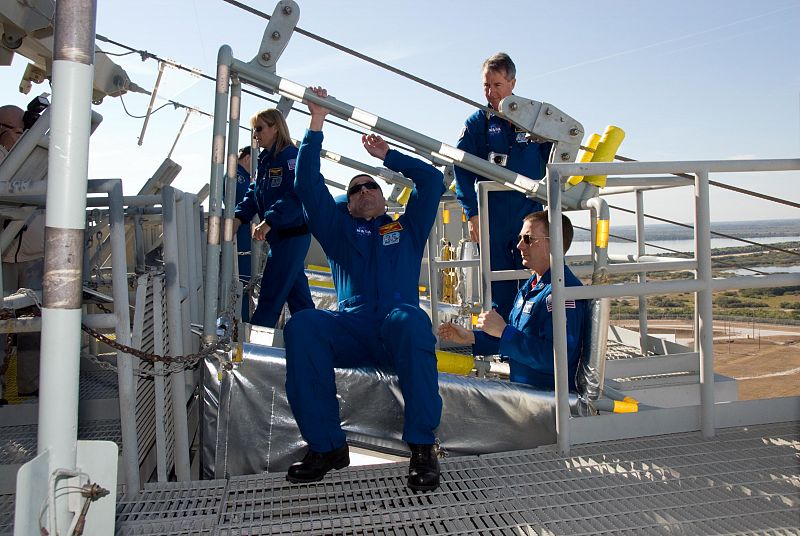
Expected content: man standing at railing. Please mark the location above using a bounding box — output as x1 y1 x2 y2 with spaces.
454 52 552 321
283 86 444 492
439 211 586 390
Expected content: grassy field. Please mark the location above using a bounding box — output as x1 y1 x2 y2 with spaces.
602 241 800 322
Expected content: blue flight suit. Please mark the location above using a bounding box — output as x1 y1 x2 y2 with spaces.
234 163 253 321
284 129 444 453
455 108 552 320
234 143 314 328
472 266 586 391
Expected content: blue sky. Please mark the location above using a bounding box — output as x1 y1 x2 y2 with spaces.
2 0 798 227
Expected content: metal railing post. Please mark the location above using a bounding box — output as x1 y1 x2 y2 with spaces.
202 45 232 344
220 78 241 316
694 171 715 438
477 181 493 311
547 168 571 455
107 180 140 491
635 189 649 348
161 186 191 480
427 207 442 335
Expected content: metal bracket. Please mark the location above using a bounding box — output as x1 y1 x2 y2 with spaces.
499 95 593 208
249 0 299 74
500 95 584 163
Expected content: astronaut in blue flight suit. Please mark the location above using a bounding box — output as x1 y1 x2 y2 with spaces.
454 52 552 321
233 146 253 321
283 86 444 492
439 211 586 391
234 109 314 328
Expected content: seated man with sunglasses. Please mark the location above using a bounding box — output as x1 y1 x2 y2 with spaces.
439 211 586 391
283 86 445 491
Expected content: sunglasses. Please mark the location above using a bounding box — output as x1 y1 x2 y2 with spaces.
347 181 381 197
518 234 549 245
253 123 273 133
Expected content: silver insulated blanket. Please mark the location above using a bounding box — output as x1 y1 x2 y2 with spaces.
202 342 566 478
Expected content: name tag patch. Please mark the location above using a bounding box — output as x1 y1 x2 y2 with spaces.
269 167 283 187
522 301 533 314
383 231 400 246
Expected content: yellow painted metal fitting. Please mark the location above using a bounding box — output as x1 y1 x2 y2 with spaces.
436 349 475 375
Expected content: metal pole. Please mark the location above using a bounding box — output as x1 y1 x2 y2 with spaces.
37 1 96 533
635 190 649 349
220 78 241 315
138 61 165 146
546 168 571 455
161 186 191 480
231 63 546 201
184 193 201 353
175 192 193 358
202 46 232 344
151 275 168 482
427 208 442 336
477 181 493 311
107 180 140 491
167 108 192 159
694 171 715 438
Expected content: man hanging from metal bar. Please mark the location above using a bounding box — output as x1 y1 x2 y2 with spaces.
283 86 444 492
454 52 553 321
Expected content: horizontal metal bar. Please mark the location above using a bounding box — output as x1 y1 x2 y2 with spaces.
605 352 700 378
552 158 800 176
711 273 800 291
564 279 707 300
605 259 698 274
603 176 693 187
431 258 480 268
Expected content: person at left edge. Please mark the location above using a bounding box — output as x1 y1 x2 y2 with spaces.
283 86 444 492
234 109 314 328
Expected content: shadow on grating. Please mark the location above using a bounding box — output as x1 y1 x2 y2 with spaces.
0 494 14 536
216 457 545 536
115 480 228 536
478 422 800 535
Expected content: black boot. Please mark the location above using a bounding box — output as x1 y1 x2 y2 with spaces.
286 445 350 483
407 443 440 492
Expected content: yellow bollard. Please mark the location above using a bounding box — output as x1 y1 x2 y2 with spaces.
567 132 601 187
584 125 625 188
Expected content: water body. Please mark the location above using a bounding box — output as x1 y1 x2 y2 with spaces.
721 265 800 276
571 236 798 257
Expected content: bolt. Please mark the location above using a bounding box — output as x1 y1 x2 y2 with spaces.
272 31 281 40
282 5 293 15
561 152 570 161
569 128 580 136
509 102 518 111
545 108 552 116
262 52 271 62
560 117 565 122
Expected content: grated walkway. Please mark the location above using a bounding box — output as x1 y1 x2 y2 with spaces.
112 421 799 536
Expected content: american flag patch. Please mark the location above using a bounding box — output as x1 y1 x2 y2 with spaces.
546 295 576 312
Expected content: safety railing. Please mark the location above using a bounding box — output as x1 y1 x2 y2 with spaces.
545 158 800 454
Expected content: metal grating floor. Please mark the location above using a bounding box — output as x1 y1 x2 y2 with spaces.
0 419 122 465
111 421 798 536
